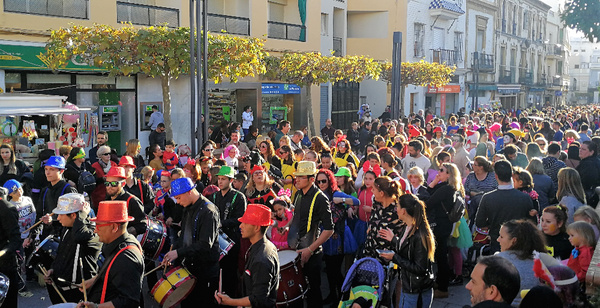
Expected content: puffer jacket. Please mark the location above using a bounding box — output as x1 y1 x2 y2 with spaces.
391 224 434 294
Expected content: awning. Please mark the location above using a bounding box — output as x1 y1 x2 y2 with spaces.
497 85 522 95
0 93 92 116
0 107 92 116
468 85 497 91
0 41 103 71
529 87 545 92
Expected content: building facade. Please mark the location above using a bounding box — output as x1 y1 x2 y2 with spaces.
568 37 600 105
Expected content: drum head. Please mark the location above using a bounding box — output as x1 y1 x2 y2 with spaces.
162 277 196 308
48 304 78 308
0 273 9 306
277 250 298 267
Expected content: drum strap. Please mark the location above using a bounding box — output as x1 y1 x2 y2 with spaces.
213 191 238 219
138 180 144 205
42 183 70 214
306 191 322 233
100 245 138 304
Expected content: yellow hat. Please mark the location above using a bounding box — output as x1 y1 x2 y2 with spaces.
293 161 318 176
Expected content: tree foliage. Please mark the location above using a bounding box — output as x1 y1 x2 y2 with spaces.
562 0 600 43
380 60 455 87
45 24 267 139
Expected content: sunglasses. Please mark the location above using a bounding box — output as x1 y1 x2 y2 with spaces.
203 148 214 152
101 153 111 156
95 223 113 229
104 180 124 187
317 179 328 184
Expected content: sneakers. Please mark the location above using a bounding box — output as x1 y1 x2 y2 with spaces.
434 289 449 298
19 290 33 298
449 276 464 286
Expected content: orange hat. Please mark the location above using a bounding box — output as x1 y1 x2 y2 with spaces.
238 204 272 226
106 166 127 179
91 200 134 223
250 165 265 175
118 156 136 168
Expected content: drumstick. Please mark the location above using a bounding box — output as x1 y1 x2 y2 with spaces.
144 264 165 277
39 264 67 303
219 269 222 294
22 219 43 234
79 258 87 302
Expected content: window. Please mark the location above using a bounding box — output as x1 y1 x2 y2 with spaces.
557 61 563 75
414 23 425 58
321 13 328 36
476 16 487 51
575 65 580 69
523 11 528 29
454 32 463 58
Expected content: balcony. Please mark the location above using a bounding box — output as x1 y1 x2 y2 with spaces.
545 44 563 57
518 69 533 85
431 49 462 66
589 63 600 70
428 0 465 20
472 52 494 72
499 68 515 84
332 37 343 56
552 76 563 87
117 2 179 27
268 21 305 42
4 0 88 19
207 13 250 36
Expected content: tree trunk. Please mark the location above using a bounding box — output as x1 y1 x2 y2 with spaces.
306 85 316 137
161 74 174 141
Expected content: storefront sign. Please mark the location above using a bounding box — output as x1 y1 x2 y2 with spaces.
0 43 102 71
555 91 562 96
440 94 446 117
261 83 301 94
427 85 460 94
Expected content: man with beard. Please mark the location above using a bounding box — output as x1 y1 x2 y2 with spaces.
211 166 247 295
89 131 110 164
104 167 147 236
465 256 520 308
400 140 431 178
224 131 251 157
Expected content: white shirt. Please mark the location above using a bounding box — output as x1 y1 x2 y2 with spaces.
401 155 431 178
242 111 254 129
148 111 164 130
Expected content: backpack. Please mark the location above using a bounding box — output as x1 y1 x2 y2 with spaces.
442 191 466 223
78 166 97 193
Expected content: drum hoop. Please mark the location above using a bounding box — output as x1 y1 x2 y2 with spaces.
275 287 309 305
278 250 300 269
145 219 168 260
160 277 197 307
151 267 196 306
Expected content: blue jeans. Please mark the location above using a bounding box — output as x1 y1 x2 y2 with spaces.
398 288 433 308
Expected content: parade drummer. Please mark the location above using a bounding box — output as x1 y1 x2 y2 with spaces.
104 167 147 236
211 165 247 295
287 161 334 307
77 200 144 308
215 203 279 308
44 193 101 304
163 177 221 308
0 187 21 307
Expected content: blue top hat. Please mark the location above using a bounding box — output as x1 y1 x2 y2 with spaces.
46 156 66 169
171 177 196 196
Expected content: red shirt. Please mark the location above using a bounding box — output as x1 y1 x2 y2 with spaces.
567 245 594 281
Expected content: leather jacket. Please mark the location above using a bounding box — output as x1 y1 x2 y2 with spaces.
391 225 434 294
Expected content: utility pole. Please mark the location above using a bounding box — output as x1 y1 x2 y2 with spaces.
473 52 479 111
391 32 402 119
189 0 209 153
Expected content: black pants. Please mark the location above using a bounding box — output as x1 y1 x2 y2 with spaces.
323 254 344 299
145 259 159 291
183 267 219 308
0 265 18 308
47 284 83 304
433 219 452 292
219 242 241 296
304 252 323 307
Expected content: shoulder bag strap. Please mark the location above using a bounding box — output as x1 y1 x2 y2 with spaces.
138 181 144 205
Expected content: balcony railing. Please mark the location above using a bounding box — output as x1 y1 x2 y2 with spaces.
332 37 343 56
117 1 179 27
268 21 306 41
472 53 494 72
552 76 563 87
499 67 516 84
431 49 462 66
519 69 533 85
545 44 563 56
207 13 250 36
4 0 88 19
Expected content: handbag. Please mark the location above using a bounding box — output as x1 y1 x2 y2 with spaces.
442 191 466 223
343 222 358 254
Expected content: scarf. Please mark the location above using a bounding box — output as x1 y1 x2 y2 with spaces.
98 160 112 174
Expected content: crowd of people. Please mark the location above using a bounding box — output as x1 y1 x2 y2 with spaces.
1 104 600 308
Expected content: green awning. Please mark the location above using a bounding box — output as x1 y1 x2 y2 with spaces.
468 84 497 91
0 43 103 71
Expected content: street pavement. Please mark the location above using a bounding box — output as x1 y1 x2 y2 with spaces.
19 271 472 307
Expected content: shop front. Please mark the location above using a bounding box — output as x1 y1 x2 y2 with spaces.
0 41 137 154
426 85 461 117
261 83 304 132
497 85 522 110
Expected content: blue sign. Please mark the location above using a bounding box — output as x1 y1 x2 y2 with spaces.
555 91 562 96
261 83 301 94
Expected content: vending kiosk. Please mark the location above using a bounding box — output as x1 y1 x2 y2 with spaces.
99 105 121 131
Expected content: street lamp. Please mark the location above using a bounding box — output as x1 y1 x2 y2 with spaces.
189 0 209 153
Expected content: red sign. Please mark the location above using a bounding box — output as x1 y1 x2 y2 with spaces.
427 85 461 94
440 94 446 117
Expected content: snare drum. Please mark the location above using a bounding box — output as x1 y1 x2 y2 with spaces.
0 272 9 307
218 230 234 261
276 250 309 307
151 266 197 308
48 304 78 308
139 218 168 260
26 235 59 269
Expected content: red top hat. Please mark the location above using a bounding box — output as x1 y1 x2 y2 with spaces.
119 156 136 168
238 204 272 226
106 166 126 179
250 165 265 175
91 200 134 223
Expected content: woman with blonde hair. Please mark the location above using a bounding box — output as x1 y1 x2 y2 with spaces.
426 162 464 297
310 136 331 154
245 165 281 205
124 138 145 169
556 167 586 223
258 139 282 171
574 205 600 241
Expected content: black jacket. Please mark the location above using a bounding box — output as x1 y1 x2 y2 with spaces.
124 179 155 215
64 161 94 192
210 188 247 243
33 180 78 238
576 156 600 202
149 130 166 150
391 224 434 294
243 237 279 308
51 212 101 285
0 198 20 271
347 129 360 148
359 127 372 151
112 191 148 236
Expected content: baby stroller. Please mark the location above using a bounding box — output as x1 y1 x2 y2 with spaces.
464 227 491 276
338 257 390 308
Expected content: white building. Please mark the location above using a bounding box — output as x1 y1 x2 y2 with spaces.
569 37 600 105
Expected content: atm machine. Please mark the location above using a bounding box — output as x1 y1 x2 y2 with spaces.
99 105 121 131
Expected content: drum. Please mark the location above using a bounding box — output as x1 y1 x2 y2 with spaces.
151 266 197 308
26 235 59 269
0 272 9 307
139 218 168 260
218 230 235 261
276 250 309 307
48 304 78 308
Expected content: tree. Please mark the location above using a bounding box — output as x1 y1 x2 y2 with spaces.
264 53 382 136
562 0 600 43
45 24 267 140
380 60 456 116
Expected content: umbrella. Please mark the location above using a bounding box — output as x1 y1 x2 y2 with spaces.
528 116 543 121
